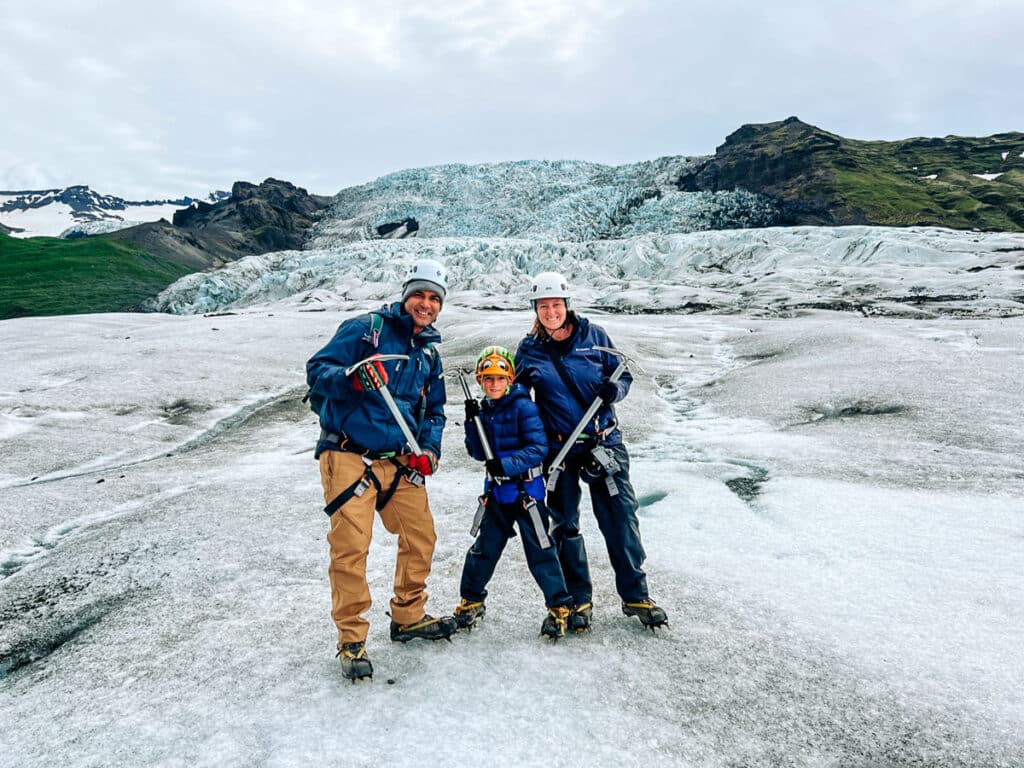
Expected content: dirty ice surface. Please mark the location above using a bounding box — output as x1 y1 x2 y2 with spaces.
2 306 1023 767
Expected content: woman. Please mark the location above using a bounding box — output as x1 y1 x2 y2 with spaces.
513 271 668 632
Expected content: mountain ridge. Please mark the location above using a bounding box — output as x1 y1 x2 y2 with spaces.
4 117 1024 319
0 185 230 237
677 116 1024 230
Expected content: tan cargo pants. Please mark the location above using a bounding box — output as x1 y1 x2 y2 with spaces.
319 449 437 644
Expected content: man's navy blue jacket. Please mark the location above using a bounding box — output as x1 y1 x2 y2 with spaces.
306 302 446 457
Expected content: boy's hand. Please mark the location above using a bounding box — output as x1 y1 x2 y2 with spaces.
485 457 505 478
464 398 481 421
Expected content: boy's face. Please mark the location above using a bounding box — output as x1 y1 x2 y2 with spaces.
480 375 511 400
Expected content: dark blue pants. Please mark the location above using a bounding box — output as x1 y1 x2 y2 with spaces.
459 497 573 610
547 442 649 605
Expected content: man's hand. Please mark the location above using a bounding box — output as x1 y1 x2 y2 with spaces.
409 451 438 476
351 356 388 391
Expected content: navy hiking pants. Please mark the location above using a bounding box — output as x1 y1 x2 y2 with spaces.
459 497 573 610
546 442 649 605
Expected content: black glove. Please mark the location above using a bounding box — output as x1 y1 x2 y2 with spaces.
597 378 618 405
485 457 505 478
464 398 481 422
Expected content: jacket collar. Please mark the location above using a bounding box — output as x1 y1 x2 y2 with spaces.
381 301 442 345
483 382 527 411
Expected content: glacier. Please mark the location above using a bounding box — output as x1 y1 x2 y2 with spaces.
148 225 1024 318
145 157 1024 319
4 155 1024 767
1 307 1022 767
307 156 780 243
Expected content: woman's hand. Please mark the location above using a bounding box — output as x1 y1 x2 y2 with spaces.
597 378 618 405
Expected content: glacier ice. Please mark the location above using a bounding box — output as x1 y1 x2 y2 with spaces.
147 226 1024 318
144 157 1024 318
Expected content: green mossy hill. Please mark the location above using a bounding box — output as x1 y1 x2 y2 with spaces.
0 232 193 320
678 117 1024 231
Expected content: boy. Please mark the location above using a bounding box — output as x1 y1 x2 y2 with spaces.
453 346 574 639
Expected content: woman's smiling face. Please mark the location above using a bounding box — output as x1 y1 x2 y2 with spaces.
535 297 567 332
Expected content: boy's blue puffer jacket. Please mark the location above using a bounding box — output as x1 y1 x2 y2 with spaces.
306 302 446 457
465 383 547 503
514 315 631 456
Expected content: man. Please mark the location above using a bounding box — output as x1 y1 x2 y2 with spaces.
306 258 456 682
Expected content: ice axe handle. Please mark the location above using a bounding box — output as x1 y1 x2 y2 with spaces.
544 350 631 492
459 371 495 461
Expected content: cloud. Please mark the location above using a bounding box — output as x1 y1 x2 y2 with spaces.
72 55 124 82
0 162 60 191
1 0 1022 199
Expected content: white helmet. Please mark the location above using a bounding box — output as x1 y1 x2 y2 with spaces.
402 258 448 304
529 271 571 308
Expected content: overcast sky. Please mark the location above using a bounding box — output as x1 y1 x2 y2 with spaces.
3 0 1022 199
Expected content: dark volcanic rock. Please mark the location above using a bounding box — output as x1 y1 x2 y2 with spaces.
376 217 420 238
110 178 333 269
677 117 846 225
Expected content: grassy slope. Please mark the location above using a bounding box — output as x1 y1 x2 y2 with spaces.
825 135 1024 230
734 120 1024 231
0 232 194 320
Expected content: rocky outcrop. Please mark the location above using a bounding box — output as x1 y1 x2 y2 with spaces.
375 217 420 238
677 117 1024 231
108 178 333 269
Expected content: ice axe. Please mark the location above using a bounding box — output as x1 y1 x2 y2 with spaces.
457 371 495 463
345 354 425 486
457 369 550 547
545 345 639 493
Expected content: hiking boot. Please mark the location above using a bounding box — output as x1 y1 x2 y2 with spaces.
337 641 373 682
390 614 458 643
540 606 571 640
453 599 486 630
569 602 593 633
622 599 669 630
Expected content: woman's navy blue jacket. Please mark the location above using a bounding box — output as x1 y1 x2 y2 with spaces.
514 315 631 455
306 302 446 458
465 383 547 503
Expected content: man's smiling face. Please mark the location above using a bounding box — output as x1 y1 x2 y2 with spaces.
404 289 442 332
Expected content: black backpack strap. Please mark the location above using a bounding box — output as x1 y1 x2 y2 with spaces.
361 312 384 349
549 352 592 411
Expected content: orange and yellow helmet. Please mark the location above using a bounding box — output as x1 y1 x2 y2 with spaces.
475 345 515 382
